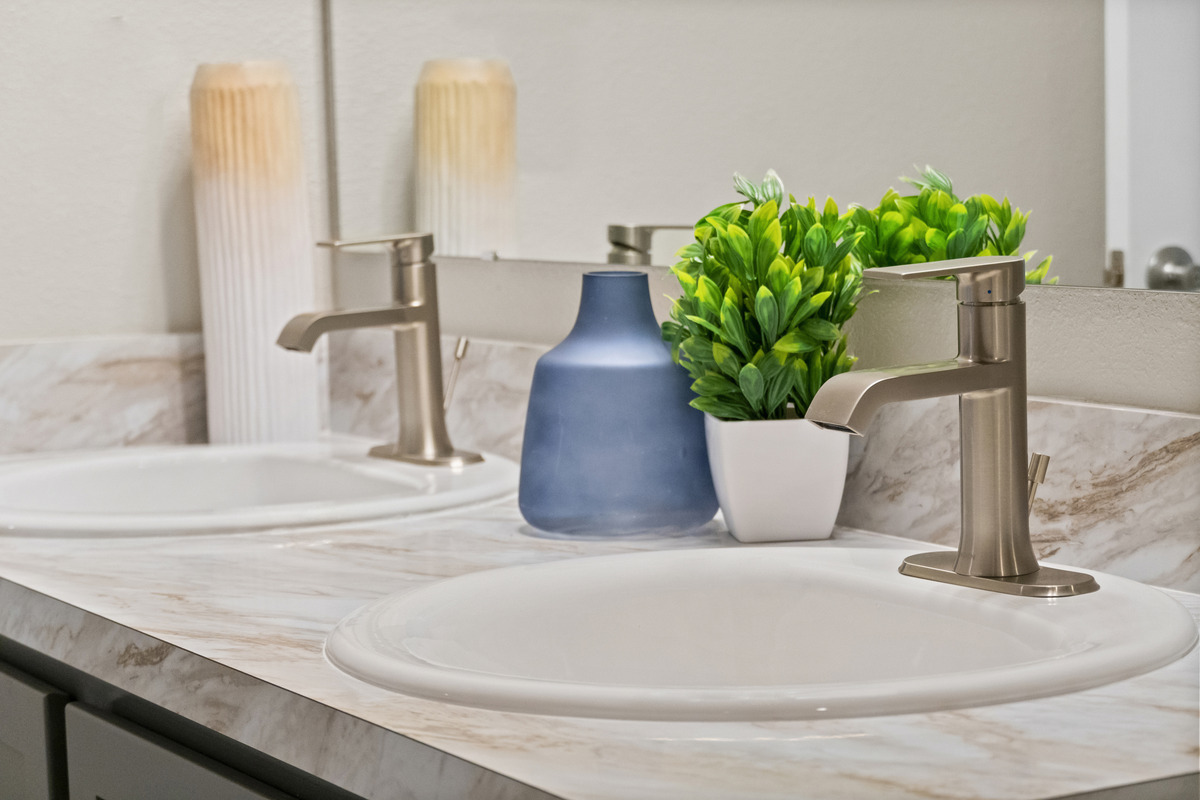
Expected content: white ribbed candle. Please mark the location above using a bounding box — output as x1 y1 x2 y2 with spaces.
415 59 516 257
190 62 322 444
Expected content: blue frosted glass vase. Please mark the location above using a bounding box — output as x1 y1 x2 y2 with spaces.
519 271 718 535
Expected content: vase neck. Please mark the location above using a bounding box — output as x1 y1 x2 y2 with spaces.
569 271 660 338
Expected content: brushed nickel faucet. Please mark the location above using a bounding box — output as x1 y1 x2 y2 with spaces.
606 225 693 266
805 255 1097 597
277 233 483 468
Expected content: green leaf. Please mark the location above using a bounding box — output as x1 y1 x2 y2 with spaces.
738 363 765 411
947 203 969 230
719 297 750 356
888 225 916 262
712 341 741 379
691 373 738 397
945 229 967 260
825 232 862 269
802 224 833 267
732 173 759 204
802 318 842 342
1002 213 1027 254
789 289 833 328
754 219 782 280
723 225 753 279
925 228 948 253
754 285 779 343
695 275 722 314
684 314 723 339
772 329 819 354
919 166 953 195
878 210 905 244
822 196 840 229
791 358 811 406
778 276 803 328
764 362 794 416
760 170 785 207
673 268 697 299
1025 254 1055 284
679 336 715 366
766 256 791 297
800 267 825 297
807 351 825 401
689 395 753 421
747 199 778 245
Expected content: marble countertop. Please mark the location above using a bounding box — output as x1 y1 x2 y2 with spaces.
0 496 1196 800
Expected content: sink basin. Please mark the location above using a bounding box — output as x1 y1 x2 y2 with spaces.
0 437 517 536
326 547 1198 721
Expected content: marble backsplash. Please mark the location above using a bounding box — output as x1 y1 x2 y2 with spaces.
0 334 206 453
2 331 1196 591
839 397 1200 592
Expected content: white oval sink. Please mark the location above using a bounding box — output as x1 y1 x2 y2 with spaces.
0 437 517 536
326 547 1198 721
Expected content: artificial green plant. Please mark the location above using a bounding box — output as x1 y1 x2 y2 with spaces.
846 166 1058 284
661 171 865 421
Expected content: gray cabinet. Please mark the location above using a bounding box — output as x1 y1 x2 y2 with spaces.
64 703 294 800
0 661 68 800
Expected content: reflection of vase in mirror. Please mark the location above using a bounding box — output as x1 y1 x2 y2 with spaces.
414 59 516 259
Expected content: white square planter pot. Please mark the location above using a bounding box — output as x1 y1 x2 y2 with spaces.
704 413 850 543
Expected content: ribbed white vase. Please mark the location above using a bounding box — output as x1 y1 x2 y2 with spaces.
189 62 322 444
415 59 516 257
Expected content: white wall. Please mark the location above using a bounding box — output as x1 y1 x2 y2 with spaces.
0 0 1138 343
332 0 1107 285
1106 0 1200 289
0 0 325 340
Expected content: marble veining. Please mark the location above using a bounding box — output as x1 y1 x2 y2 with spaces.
0 334 206 454
839 396 1200 591
0 504 1195 800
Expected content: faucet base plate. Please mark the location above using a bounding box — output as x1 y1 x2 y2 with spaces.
369 443 485 468
900 551 1100 598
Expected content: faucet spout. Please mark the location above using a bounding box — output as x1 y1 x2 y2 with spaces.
277 304 424 352
806 359 1016 436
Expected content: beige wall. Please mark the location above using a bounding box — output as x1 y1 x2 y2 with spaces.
0 0 325 341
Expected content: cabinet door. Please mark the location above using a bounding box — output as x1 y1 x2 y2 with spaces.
64 703 294 800
0 661 68 800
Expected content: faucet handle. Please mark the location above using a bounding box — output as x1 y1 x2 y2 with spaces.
607 225 693 266
317 233 435 265
865 255 1026 304
1027 452 1050 514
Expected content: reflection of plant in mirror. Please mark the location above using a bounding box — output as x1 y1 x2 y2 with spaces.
661 171 865 421
847 166 1058 284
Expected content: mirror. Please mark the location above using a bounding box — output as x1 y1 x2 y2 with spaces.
327 0 1197 290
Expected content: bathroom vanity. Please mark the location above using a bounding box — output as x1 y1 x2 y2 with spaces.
0 499 1196 800
0 278 1196 800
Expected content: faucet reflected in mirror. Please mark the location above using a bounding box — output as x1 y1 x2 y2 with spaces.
805 255 1099 597
277 233 483 467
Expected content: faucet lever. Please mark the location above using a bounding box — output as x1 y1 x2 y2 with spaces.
1027 453 1050 515
865 255 1026 304
606 224 693 266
